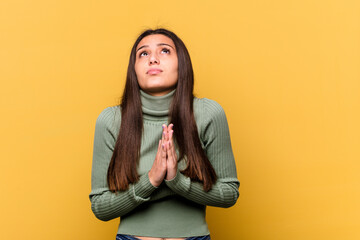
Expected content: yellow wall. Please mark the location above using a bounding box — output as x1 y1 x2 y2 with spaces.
1 0 359 239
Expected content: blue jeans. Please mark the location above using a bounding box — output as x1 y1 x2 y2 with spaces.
116 234 211 240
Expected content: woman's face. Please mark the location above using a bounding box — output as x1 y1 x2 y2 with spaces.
134 34 178 96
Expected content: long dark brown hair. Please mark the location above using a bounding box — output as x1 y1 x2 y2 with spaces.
107 28 217 192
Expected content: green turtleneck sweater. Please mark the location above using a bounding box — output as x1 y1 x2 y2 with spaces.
89 90 240 238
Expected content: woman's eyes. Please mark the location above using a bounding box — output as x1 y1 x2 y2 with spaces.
139 52 148 57
139 48 170 57
161 48 170 54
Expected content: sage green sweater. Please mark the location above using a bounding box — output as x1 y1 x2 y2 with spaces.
89 89 240 238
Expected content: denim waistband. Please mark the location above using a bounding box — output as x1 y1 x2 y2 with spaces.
116 234 211 240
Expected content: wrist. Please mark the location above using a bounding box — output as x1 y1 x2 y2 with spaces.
165 168 177 181
148 171 161 187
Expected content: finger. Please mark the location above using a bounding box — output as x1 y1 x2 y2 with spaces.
162 124 169 142
161 141 167 164
161 126 165 142
169 134 177 161
165 130 169 141
154 139 162 163
167 142 174 161
169 129 174 141
164 124 169 141
161 136 168 152
162 124 168 133
168 124 173 141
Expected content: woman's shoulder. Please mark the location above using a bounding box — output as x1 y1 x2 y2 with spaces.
193 96 226 118
95 105 121 130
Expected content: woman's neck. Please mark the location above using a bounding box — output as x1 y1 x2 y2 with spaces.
139 89 176 120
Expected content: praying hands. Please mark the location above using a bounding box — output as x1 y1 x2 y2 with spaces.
148 124 178 187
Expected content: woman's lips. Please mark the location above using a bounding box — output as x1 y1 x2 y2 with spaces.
147 68 163 75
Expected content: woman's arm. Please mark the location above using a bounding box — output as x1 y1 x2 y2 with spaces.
165 99 240 207
164 171 239 208
89 107 158 221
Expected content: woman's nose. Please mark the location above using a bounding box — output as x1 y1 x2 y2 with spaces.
149 53 159 65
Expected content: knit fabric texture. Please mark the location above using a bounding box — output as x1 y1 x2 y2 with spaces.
89 89 240 238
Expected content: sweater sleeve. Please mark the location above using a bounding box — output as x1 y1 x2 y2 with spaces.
165 99 240 208
89 107 158 221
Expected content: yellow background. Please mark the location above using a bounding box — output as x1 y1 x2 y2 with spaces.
1 0 359 239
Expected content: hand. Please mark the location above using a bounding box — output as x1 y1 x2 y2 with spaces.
148 126 168 187
165 124 178 181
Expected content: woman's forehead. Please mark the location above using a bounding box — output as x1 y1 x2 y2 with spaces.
136 34 175 50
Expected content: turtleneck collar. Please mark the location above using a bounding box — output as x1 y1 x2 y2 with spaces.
140 89 176 120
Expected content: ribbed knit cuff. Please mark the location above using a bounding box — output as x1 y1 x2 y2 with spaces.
164 169 191 193
132 172 158 201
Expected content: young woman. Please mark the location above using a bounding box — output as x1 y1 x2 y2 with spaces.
89 28 240 240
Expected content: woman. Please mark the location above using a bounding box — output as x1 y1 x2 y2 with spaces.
89 28 240 240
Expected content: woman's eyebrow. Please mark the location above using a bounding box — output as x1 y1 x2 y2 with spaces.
136 45 148 53
157 43 175 50
136 43 175 52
